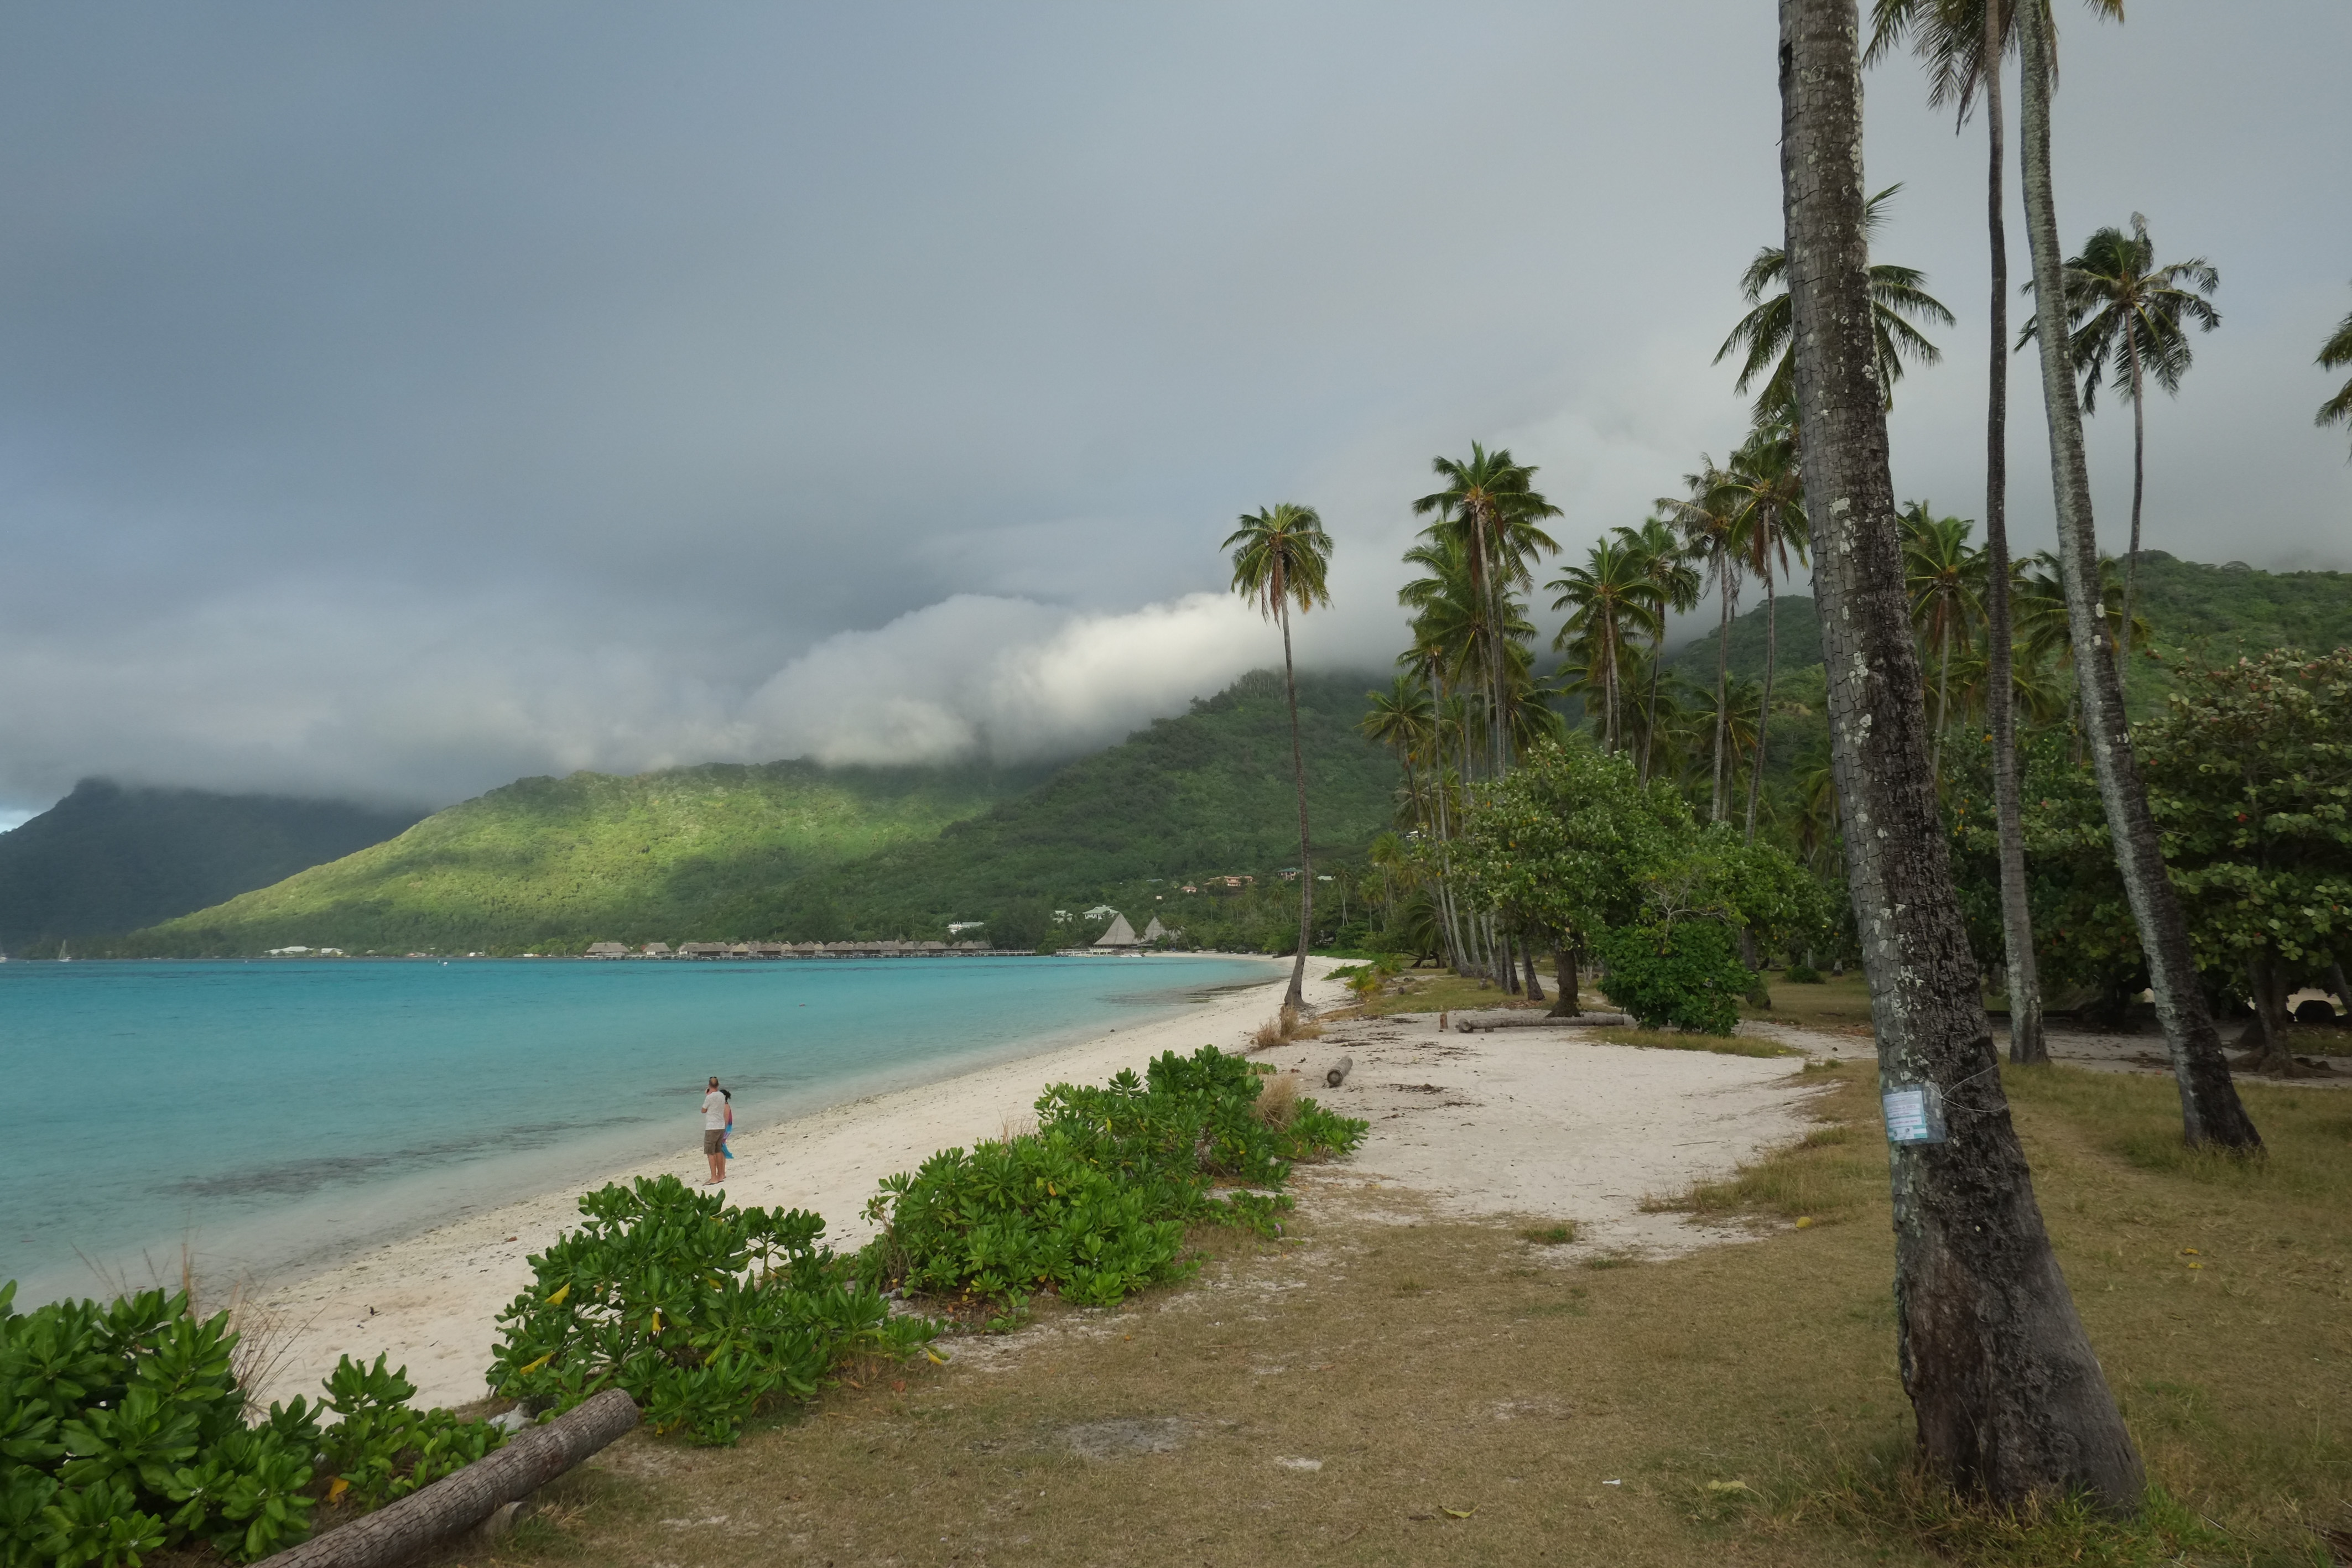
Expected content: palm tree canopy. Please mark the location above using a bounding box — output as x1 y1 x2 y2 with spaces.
1616 518 1704 618
2317 285 2352 439
1715 185 1954 416
2018 213 2219 414
1548 538 1664 653
1720 421 1812 581
1900 502 1986 648
1223 503 1334 619
1864 0 2126 123
1411 443 1562 591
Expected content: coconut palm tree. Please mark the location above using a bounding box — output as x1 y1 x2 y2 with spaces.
1656 463 1746 823
1868 0 2125 1070
1547 538 1661 753
1412 445 1560 777
2020 212 2219 694
1900 503 1985 780
1616 517 1702 785
1719 421 1810 840
1782 0 2144 1503
1715 185 1954 420
1224 502 1334 1012
2315 284 2352 450
2015 1 2259 1152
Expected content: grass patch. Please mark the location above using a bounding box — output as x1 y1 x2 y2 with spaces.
1521 1222 1579 1246
1337 968 1531 1019
1739 972 1878 1033
506 1057 2351 1568
1590 1026 1799 1059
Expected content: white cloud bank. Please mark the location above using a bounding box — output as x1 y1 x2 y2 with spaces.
0 585 1354 814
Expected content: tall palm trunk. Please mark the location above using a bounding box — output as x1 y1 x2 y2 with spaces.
1710 566 1734 821
1781 0 2142 1507
2018 3 2259 1151
1641 626 1667 784
2120 330 2146 704
1931 613 1953 780
1982 0 2047 1066
1470 505 1510 779
1745 559 1778 842
1277 598 1313 1012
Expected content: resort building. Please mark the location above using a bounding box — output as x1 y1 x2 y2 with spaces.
1093 913 1139 949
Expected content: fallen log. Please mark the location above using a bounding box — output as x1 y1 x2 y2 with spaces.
254 1388 641 1568
1453 1010 1633 1033
1325 1055 1354 1087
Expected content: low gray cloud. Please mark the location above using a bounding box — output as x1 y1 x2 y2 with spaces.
1 1 2343 817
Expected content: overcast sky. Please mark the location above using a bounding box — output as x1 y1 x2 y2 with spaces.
2 1 2345 822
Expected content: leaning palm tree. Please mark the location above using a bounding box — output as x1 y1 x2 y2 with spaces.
1719 420 1810 840
1547 537 1661 753
1616 517 1702 785
1867 0 2125 1070
1715 185 1954 420
1224 502 1334 1012
2315 284 2352 451
2021 212 2219 696
2015 1 2259 1152
1412 445 1560 778
1900 502 1985 780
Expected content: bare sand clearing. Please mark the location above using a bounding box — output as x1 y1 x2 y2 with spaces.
252 962 1835 1410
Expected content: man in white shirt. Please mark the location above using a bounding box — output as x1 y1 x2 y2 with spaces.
701 1076 731 1185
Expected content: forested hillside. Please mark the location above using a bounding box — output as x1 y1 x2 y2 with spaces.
0 780 424 954
113 670 1400 955
117 760 1047 956
742 669 1401 941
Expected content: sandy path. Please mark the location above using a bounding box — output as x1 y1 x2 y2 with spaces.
251 973 1838 1410
1274 1014 1831 1254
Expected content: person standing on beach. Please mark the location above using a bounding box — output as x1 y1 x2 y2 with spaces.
701 1076 730 1185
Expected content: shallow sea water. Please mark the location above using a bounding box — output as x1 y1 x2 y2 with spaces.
0 954 1274 1304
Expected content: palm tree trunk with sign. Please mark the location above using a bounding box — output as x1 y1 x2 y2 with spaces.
1781 0 2142 1508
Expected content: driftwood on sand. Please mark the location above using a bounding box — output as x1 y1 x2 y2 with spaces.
1325 1056 1354 1087
1451 1009 1633 1033
253 1389 641 1568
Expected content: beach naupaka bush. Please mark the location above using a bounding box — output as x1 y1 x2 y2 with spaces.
485 1175 935 1446
0 1282 500 1568
856 1046 1367 1314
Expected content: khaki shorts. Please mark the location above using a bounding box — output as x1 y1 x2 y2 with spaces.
704 1129 726 1155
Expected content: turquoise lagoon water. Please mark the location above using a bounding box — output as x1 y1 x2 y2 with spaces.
0 954 1277 1304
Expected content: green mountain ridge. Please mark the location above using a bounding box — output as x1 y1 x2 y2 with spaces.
115 670 1401 956
0 780 426 955
118 759 1048 957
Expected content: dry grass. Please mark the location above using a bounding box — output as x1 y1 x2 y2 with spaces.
1252 1006 1324 1049
1587 1026 1801 1060
472 1060 2352 1568
1254 1072 1300 1128
1338 968 1544 1020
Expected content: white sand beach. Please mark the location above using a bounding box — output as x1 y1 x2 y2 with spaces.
250 960 1836 1411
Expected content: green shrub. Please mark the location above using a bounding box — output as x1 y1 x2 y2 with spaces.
1784 963 1824 983
486 1176 933 1446
0 1282 498 1568
858 1047 1367 1312
1594 921 1753 1035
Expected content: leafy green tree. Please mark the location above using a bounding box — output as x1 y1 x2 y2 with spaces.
2317 285 2352 450
2021 212 2220 690
1224 503 1335 1012
987 898 1054 953
2016 0 2258 1151
2137 649 2352 1071
1714 184 1953 420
